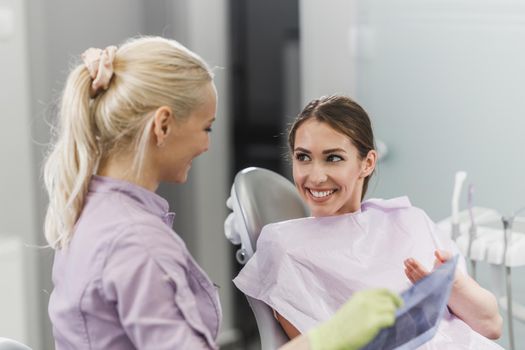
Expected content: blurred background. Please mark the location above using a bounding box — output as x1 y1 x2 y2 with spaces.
1 0 524 348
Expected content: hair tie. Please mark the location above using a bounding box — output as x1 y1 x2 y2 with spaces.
81 45 117 97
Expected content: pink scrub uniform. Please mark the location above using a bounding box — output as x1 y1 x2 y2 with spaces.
49 176 222 349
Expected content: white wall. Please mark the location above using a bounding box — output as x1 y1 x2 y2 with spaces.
0 238 29 343
0 0 40 346
300 0 525 348
301 0 525 219
300 0 358 101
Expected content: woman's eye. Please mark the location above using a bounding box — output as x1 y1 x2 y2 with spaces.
295 153 311 162
327 154 343 162
205 127 212 133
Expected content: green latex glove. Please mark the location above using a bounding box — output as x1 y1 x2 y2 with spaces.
308 288 403 350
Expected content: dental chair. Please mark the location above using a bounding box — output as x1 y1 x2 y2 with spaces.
0 338 31 350
224 167 310 350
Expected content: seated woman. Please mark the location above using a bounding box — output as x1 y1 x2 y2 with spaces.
233 95 503 349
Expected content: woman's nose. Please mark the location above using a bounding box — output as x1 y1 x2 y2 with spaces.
310 164 328 184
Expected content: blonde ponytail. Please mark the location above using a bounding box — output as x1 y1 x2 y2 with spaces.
44 66 99 249
44 36 213 249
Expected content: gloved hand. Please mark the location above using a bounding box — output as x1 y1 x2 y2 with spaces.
308 288 403 350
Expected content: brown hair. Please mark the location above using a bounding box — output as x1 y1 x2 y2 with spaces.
288 95 375 199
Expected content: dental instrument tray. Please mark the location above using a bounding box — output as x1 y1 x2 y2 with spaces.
362 255 458 350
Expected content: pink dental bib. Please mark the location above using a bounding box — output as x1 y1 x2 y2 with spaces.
234 197 502 349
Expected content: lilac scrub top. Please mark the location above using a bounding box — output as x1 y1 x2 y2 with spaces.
233 197 503 350
49 176 222 350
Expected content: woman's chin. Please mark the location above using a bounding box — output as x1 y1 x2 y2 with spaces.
177 172 189 183
165 169 189 184
310 206 336 218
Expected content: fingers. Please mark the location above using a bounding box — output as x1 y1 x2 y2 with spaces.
366 288 404 309
367 290 402 329
375 311 397 328
388 291 404 309
311 288 404 350
404 258 430 283
434 249 452 263
405 266 420 284
337 288 401 331
351 289 403 315
353 289 402 327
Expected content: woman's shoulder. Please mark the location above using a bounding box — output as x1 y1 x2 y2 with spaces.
363 196 434 230
96 201 188 269
362 196 412 210
363 196 429 216
363 197 437 236
258 216 317 241
251 217 317 255
99 224 190 283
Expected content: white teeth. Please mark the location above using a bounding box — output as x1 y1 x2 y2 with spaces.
309 189 335 198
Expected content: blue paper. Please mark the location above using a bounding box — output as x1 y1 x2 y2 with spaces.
361 255 458 350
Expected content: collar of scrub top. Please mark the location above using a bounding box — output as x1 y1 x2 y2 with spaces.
89 175 175 227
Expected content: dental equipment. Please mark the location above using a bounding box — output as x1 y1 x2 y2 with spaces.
451 171 467 241
466 184 478 280
0 338 32 350
440 171 525 350
501 215 515 350
500 205 525 350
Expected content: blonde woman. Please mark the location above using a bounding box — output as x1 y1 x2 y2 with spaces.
44 37 401 350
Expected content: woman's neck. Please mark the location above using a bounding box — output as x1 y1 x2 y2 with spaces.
97 155 159 192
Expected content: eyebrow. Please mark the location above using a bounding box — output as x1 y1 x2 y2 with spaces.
294 147 347 154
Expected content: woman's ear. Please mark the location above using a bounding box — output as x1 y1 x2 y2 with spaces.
361 149 377 178
152 106 173 147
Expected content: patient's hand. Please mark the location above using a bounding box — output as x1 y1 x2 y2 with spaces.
405 250 502 339
403 250 458 284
